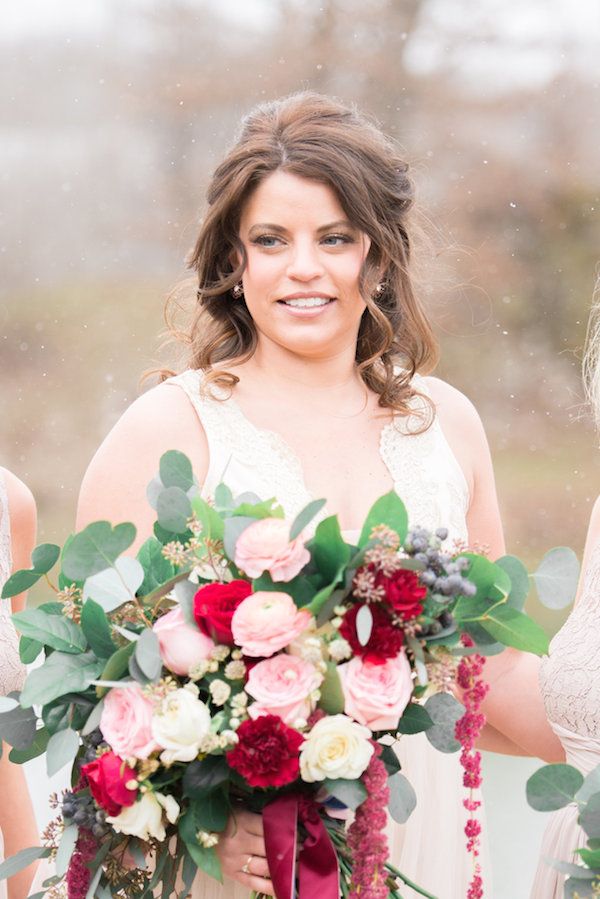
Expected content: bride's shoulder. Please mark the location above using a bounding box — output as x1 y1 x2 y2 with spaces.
418 375 484 433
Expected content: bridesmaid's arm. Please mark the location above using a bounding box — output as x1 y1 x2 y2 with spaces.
1 470 40 899
424 379 565 763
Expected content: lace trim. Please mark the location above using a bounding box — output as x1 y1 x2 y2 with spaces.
539 540 600 737
0 471 26 696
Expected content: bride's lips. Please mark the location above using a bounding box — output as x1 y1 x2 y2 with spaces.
276 292 337 318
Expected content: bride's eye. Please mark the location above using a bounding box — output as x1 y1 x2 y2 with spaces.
321 233 354 247
252 234 284 248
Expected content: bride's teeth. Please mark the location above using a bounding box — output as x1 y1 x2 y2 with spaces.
284 297 331 308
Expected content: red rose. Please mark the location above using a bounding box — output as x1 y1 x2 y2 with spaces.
193 580 252 645
339 602 404 665
81 751 138 817
374 568 426 620
226 715 303 788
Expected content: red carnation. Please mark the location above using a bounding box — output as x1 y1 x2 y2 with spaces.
374 567 426 620
81 751 138 817
227 715 303 788
339 602 404 665
193 580 252 645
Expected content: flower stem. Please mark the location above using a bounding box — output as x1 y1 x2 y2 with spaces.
384 862 439 899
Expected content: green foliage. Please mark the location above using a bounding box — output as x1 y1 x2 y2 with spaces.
82 557 144 613
526 764 584 811
396 703 434 735
80 599 117 658
160 450 195 491
318 662 345 715
0 699 38 749
20 651 104 708
96 643 136 697
191 496 225 542
358 491 408 548
137 538 176 595
19 635 43 664
322 777 367 810
157 486 193 534
423 692 464 753
0 847 50 881
179 810 223 882
481 605 549 655
388 772 417 824
9 727 50 763
183 756 230 798
46 728 80 776
62 521 136 581
290 498 326 540
0 543 60 599
495 554 529 611
12 608 87 654
533 547 580 610
311 516 351 583
134 629 162 681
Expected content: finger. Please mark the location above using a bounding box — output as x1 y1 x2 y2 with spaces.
242 856 270 880
237 810 264 838
239 873 274 896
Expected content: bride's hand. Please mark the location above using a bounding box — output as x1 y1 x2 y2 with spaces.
216 808 273 895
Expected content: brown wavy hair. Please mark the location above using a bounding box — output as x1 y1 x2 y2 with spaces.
160 91 438 419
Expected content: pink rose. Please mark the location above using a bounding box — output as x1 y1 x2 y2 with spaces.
231 591 313 657
100 685 159 759
338 651 413 731
234 518 310 581
246 653 323 725
153 606 214 676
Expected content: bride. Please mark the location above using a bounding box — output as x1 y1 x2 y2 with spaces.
76 92 563 897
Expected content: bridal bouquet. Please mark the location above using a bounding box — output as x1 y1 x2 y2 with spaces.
0 451 551 899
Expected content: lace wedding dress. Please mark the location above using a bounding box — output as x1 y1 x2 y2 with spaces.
0 471 28 899
530 542 600 897
169 369 480 899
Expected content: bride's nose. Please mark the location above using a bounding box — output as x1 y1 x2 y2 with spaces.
286 239 324 282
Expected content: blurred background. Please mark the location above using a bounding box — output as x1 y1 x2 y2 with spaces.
1 1 599 895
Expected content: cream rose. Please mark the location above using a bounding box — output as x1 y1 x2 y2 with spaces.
246 653 322 725
338 651 413 731
151 684 211 765
231 591 313 658
234 517 310 581
107 790 179 841
300 714 373 782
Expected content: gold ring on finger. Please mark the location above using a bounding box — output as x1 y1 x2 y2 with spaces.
242 855 253 875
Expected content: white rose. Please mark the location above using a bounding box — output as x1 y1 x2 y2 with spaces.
106 791 180 841
151 685 211 765
300 714 374 782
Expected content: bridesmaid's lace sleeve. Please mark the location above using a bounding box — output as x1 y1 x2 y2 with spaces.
0 472 26 696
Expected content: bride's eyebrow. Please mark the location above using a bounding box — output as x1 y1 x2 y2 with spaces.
247 219 355 237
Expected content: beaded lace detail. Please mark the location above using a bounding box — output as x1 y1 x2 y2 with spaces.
168 369 469 545
0 471 26 696
539 540 600 738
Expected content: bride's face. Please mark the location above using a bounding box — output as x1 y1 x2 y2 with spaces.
237 170 371 358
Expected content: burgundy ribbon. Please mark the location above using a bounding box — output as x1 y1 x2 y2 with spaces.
263 794 340 899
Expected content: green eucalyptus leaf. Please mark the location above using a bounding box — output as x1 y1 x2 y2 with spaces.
137 538 176 596
159 450 195 491
496 555 530 611
223 516 257 562
322 777 367 810
578 847 600 869
318 662 345 715
214 483 234 513
533 547 580 610
290 499 326 541
83 557 144 613
0 697 18 713
134 629 162 681
581 794 600 839
0 699 38 748
20 651 103 708
252 572 315 608
12 609 87 654
62 521 136 581
80 599 116 659
0 847 50 881
388 771 417 823
191 496 225 542
46 728 80 777
1 569 41 599
396 703 434 735
157 486 192 534
482 605 549 655
380 743 401 776
358 492 408 548
19 635 43 664
423 693 464 753
526 764 584 812
55 825 79 877
128 654 150 685
31 543 61 574
9 727 50 763
577 766 600 804
96 642 136 697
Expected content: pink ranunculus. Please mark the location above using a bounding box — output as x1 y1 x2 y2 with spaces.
246 653 323 725
153 606 214 676
233 518 310 582
100 685 159 760
231 591 313 658
338 651 413 731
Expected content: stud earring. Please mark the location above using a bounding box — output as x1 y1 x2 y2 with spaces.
374 282 386 297
232 282 244 299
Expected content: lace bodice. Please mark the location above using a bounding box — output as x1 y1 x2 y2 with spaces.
168 369 470 544
539 541 600 738
0 471 27 696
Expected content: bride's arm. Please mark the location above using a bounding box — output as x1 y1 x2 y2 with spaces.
424 378 565 763
76 383 273 894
